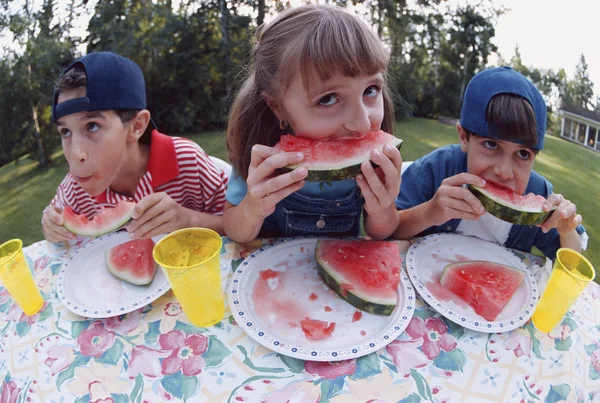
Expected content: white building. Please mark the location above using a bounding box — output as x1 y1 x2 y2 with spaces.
558 105 600 152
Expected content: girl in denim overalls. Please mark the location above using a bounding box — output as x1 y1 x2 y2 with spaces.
223 4 403 243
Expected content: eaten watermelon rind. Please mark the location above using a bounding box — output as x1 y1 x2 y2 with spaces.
279 133 403 182
468 184 555 225
316 264 396 316
315 239 399 316
63 201 135 237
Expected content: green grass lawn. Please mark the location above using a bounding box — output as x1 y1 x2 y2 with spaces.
2 118 599 280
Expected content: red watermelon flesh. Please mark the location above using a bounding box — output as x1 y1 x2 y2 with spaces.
274 130 401 170
106 238 157 286
315 240 401 315
300 318 336 340
63 201 135 237
439 260 525 321
479 181 546 211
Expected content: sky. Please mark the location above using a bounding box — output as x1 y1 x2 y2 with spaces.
490 0 600 98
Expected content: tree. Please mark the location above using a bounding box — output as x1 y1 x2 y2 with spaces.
570 53 595 110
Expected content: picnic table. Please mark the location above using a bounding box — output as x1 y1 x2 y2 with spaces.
1 236 600 402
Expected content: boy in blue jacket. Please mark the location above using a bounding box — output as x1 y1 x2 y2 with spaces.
393 67 586 259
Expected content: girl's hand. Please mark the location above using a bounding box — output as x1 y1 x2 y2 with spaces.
357 144 403 216
428 173 487 225
539 193 582 236
241 145 308 220
42 205 76 243
127 193 188 239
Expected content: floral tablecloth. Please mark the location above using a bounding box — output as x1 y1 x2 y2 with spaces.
1 236 600 403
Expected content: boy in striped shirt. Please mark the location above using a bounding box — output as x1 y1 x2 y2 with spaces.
42 52 227 243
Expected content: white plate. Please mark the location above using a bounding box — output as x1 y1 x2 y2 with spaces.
56 232 170 318
405 233 538 333
228 237 415 361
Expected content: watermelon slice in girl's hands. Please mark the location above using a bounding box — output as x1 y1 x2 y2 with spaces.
468 180 556 225
105 238 157 286
274 130 403 182
439 260 525 321
63 201 135 237
315 239 401 316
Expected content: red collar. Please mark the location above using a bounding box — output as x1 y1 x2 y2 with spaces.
147 129 180 187
94 129 179 203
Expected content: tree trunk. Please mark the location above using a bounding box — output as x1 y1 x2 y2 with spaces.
28 63 50 168
220 0 230 96
257 0 265 26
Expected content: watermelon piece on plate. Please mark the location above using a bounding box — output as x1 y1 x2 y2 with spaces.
439 260 525 321
105 238 158 286
300 318 336 340
63 201 135 237
274 130 403 182
315 239 401 316
468 180 555 225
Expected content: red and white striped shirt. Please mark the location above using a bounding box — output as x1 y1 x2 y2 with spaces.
50 130 228 218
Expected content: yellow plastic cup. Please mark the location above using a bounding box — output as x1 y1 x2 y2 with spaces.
153 228 224 327
532 248 595 332
0 239 44 316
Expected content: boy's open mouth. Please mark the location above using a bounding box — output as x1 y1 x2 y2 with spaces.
482 178 515 193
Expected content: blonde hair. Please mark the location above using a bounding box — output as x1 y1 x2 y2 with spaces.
227 4 395 178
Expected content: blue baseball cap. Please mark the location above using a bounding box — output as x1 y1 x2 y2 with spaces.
460 66 547 150
52 52 147 122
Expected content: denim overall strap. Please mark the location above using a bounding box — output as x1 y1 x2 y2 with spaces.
260 187 364 237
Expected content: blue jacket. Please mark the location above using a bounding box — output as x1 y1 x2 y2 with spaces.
396 144 585 260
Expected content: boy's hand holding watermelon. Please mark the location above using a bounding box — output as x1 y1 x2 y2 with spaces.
427 173 487 226
42 205 77 243
539 193 582 249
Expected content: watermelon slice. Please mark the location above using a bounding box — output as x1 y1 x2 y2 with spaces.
63 201 135 237
315 239 401 316
274 130 403 182
105 238 157 285
439 260 525 321
468 181 555 225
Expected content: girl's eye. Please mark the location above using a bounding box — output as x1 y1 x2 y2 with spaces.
364 85 380 98
318 94 338 107
59 128 71 138
87 122 101 133
516 149 532 160
483 140 498 150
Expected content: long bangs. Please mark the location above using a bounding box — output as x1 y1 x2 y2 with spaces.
277 9 389 91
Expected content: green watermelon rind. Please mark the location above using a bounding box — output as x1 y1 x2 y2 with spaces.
282 138 403 182
105 249 158 286
468 184 555 225
315 241 398 316
63 203 135 237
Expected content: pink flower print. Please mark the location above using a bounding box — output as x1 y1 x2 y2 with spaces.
104 309 143 334
304 359 356 379
0 288 10 304
385 339 428 377
34 256 52 272
0 379 21 403
592 349 600 372
406 317 457 360
159 330 208 376
505 328 532 358
19 301 49 324
77 322 116 358
88 380 114 403
44 345 75 375
128 346 170 379
164 302 182 317
5 304 22 322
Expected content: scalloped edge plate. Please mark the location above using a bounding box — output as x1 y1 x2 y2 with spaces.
228 237 415 361
56 231 170 318
405 233 538 333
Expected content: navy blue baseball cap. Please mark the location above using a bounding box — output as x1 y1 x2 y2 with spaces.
460 66 547 150
52 52 147 122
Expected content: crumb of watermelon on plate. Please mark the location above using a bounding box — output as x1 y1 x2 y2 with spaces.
352 310 362 322
324 306 332 312
309 293 318 301
300 318 336 340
